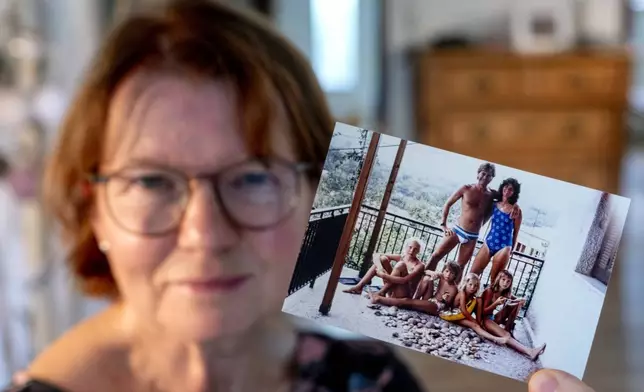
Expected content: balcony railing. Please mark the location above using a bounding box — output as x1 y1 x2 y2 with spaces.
287 205 348 295
289 204 545 317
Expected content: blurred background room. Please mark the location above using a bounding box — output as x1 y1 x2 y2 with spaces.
0 0 642 390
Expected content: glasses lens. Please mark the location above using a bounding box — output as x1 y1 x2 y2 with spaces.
217 160 299 228
105 168 188 234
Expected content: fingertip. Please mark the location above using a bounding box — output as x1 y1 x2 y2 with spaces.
528 369 594 392
528 370 559 392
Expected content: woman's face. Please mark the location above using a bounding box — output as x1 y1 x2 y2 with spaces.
92 72 313 341
502 184 515 201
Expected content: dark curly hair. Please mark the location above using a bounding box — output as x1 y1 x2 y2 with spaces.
498 178 521 205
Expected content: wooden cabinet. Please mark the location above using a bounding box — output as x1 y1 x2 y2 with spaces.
415 49 630 193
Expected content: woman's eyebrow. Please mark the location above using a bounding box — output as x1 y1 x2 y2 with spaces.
101 157 177 174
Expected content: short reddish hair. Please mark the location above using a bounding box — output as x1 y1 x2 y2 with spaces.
43 0 334 298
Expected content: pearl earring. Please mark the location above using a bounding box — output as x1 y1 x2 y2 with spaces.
98 240 111 253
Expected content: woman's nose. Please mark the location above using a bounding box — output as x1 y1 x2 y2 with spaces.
176 182 240 250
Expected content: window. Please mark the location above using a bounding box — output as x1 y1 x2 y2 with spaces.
310 0 359 93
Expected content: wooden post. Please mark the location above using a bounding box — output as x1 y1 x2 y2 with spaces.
319 132 381 315
358 140 407 277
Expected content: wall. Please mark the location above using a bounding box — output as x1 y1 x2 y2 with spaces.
524 190 608 379
385 0 626 141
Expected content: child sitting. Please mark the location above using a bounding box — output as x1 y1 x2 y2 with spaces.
479 270 525 335
412 261 460 309
439 273 508 346
368 262 461 315
478 270 546 360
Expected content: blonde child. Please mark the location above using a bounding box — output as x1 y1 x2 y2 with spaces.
439 273 508 345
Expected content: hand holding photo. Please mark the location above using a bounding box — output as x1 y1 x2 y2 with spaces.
283 122 631 383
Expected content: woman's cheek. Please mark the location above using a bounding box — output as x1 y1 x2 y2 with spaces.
251 224 303 267
108 237 173 293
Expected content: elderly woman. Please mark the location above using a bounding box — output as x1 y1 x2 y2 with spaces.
4 1 597 392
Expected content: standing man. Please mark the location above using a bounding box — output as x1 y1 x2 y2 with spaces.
425 163 518 280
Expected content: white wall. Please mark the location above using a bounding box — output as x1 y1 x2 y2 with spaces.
524 190 625 379
385 0 626 141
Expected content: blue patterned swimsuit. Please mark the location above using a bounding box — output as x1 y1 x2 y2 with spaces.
485 203 515 256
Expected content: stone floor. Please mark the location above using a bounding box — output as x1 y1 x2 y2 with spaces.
282 267 541 382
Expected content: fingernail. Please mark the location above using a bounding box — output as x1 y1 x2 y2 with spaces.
531 372 559 392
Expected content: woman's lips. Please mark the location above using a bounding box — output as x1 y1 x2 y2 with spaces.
175 275 251 293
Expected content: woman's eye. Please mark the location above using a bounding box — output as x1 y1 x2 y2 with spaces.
232 172 275 188
132 175 176 191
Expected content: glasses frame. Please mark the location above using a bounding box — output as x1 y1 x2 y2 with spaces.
87 156 314 237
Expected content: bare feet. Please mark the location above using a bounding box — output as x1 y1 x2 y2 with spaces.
343 286 363 295
530 343 547 361
369 293 382 304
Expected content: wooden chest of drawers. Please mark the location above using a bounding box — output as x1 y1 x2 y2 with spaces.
414 49 631 193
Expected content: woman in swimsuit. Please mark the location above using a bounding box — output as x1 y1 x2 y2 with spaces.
470 178 523 285
479 271 547 361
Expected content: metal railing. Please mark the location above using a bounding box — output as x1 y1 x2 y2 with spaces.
287 205 349 295
288 204 545 317
346 205 544 316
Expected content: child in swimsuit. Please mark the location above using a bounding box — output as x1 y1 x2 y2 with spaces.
477 270 547 361
480 270 526 332
369 262 461 316
413 261 460 304
439 273 508 346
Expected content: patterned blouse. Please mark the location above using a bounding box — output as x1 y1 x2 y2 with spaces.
4 331 426 392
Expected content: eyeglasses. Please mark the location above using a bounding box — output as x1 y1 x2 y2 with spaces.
88 157 312 236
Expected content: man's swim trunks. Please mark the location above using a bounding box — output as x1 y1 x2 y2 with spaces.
452 225 479 244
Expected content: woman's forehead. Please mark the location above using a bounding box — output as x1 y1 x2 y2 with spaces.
103 71 292 172
104 72 243 170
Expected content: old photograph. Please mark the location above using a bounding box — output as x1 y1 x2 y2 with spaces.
283 123 631 383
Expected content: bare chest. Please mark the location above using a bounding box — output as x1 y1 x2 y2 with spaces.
462 189 490 211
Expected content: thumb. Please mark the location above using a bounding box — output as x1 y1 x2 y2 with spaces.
529 369 595 392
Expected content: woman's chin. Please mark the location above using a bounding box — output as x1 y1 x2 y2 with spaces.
166 312 257 341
